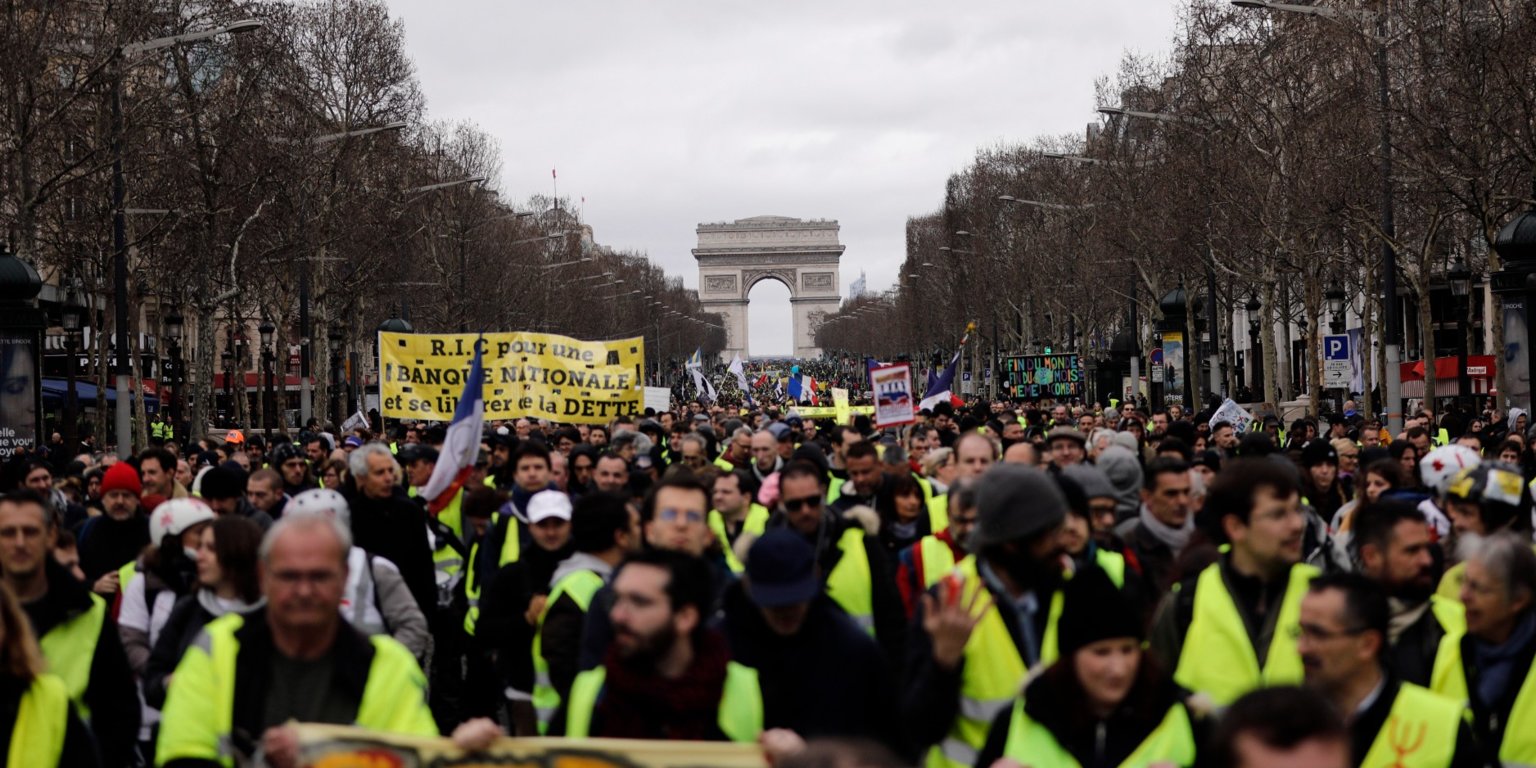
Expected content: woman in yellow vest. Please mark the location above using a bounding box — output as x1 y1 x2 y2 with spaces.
0 581 98 767
1445 532 1536 765
977 567 1205 768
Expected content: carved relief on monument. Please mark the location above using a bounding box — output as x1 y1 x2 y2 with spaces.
801 272 834 290
742 269 797 294
704 274 738 293
805 309 828 333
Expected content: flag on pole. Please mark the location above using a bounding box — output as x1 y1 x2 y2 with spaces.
686 348 715 402
919 323 974 412
421 339 485 515
787 375 803 402
728 353 754 407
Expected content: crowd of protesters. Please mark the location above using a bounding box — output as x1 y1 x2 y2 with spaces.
1 391 1534 768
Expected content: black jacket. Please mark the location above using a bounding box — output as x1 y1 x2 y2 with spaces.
348 487 437 616
158 609 405 768
718 582 900 750
22 559 139 768
75 514 149 583
480 541 574 686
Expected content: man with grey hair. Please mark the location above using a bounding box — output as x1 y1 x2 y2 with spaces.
347 442 436 622
156 512 450 766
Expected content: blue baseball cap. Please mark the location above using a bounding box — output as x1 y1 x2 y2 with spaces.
745 530 819 608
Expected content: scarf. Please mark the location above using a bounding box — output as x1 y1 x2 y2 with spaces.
593 629 732 740
1138 503 1193 553
1387 597 1432 645
1470 609 1536 709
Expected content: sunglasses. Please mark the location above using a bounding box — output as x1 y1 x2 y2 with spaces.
783 496 822 512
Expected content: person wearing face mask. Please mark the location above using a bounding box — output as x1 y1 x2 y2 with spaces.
977 566 1206 768
902 464 1074 768
115 498 214 761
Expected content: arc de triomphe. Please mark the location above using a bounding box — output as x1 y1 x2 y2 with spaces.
693 216 844 359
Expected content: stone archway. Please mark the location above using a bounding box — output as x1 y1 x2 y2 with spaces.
693 216 844 358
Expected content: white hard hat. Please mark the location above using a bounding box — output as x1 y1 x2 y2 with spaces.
150 498 215 547
1420 445 1481 495
288 488 352 528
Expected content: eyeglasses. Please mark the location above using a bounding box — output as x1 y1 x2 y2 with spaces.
783 496 823 512
658 508 704 524
1290 623 1369 642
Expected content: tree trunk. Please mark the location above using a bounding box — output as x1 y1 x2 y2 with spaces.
1418 283 1436 418
192 306 216 443
1263 281 1281 410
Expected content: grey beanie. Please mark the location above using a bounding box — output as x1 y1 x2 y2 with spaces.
972 464 1067 548
1095 446 1144 517
1062 463 1116 501
1112 431 1140 452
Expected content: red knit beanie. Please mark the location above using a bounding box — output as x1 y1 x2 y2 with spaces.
101 462 143 497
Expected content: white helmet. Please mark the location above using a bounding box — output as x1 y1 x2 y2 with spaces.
150 498 215 547
1420 444 1481 496
288 488 352 528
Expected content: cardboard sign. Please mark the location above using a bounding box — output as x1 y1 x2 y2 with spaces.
1001 354 1083 400
870 364 915 428
644 386 672 414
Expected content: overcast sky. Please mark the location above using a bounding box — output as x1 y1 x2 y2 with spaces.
383 1 1181 356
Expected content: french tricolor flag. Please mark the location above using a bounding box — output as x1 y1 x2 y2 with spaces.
421 339 485 516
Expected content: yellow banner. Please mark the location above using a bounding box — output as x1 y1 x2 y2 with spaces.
296 724 767 767
378 331 644 425
794 405 873 419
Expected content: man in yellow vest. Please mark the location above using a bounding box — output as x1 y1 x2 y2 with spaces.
1148 458 1318 706
902 464 1071 768
1349 501 1462 689
0 490 139 767
564 549 763 741
535 492 640 735
774 462 903 656
709 470 768 573
1296 573 1480 768
895 480 977 617
156 511 498 766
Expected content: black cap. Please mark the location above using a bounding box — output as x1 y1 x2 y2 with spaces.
398 444 439 465
745 530 819 608
199 465 248 500
1300 438 1338 467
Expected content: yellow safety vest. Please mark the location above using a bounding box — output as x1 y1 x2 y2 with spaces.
10 674 69 768
1426 616 1536 763
1424 596 1468 698
826 471 843 505
926 493 948 533
411 486 468 582
709 504 770 573
155 613 438 767
1094 548 1126 589
918 535 958 590
926 555 1063 768
463 508 524 635
713 455 735 472
1001 697 1197 768
532 569 606 733
1358 683 1463 768
564 661 763 742
825 527 874 635
37 592 106 711
1173 562 1316 706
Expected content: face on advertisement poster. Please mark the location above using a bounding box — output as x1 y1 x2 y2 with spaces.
0 336 38 457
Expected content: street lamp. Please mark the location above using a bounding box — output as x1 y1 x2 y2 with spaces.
60 286 84 454
113 19 263 456
327 325 346 421
1448 256 1472 409
1326 287 1346 334
163 309 184 440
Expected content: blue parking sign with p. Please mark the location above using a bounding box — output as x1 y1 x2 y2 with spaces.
1325 335 1349 361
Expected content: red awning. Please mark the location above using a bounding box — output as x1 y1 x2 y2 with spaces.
1400 355 1496 382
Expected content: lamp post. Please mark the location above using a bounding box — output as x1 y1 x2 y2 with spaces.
163 310 183 440
112 20 263 457
259 320 275 434
1448 257 1472 410
1326 287 1346 335
60 287 84 455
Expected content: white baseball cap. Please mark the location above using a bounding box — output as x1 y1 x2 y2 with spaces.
526 489 572 524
